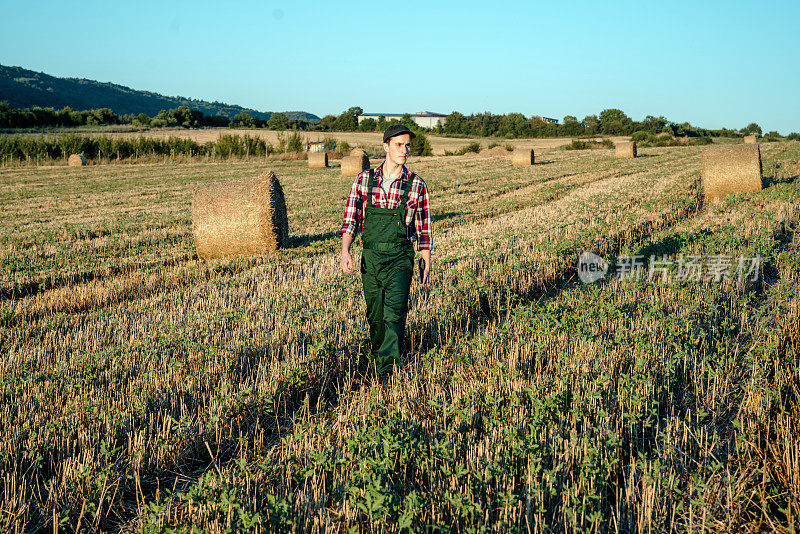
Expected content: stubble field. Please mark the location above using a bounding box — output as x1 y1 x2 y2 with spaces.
1 142 799 532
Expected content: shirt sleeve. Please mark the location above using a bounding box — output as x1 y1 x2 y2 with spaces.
340 172 365 238
414 178 432 251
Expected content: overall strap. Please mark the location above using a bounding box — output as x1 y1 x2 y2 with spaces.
366 169 374 207
400 172 415 208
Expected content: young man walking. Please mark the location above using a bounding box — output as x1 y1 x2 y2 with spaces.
340 124 432 379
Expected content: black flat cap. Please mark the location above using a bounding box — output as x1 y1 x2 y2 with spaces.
383 124 416 143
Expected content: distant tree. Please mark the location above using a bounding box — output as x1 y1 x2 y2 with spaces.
85 108 118 126
787 132 800 141
333 107 363 131
150 109 177 127
598 108 633 135
561 115 583 136
268 112 289 130
318 115 336 131
410 133 432 156
132 113 150 127
359 118 377 132
171 106 203 128
639 115 668 133
232 112 256 128
400 113 418 131
377 115 388 131
741 123 762 136
443 111 467 135
582 115 599 135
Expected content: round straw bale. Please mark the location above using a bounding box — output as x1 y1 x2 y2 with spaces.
192 171 289 260
512 148 534 166
341 154 370 177
479 146 510 156
308 152 328 168
615 142 637 158
350 148 367 156
68 154 86 166
744 135 757 144
701 144 762 202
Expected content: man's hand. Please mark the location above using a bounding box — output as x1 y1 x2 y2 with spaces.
341 250 355 274
341 234 355 274
420 250 431 285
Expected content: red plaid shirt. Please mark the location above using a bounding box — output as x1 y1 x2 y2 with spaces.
340 163 432 251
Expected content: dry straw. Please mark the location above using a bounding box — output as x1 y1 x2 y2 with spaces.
341 154 370 176
308 152 328 168
480 146 511 156
744 135 757 144
615 142 637 159
192 171 289 259
350 148 367 157
701 144 762 201
512 148 535 166
68 154 86 166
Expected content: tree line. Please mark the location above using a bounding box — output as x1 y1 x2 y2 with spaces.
1 101 796 140
0 133 310 165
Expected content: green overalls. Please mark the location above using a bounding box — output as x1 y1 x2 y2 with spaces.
360 169 416 375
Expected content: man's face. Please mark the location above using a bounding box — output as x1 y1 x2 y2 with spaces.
383 134 411 167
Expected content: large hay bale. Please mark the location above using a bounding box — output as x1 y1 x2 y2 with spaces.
308 152 328 168
341 154 370 177
68 154 86 166
701 144 762 201
512 148 534 166
744 135 757 144
615 142 637 158
192 171 289 260
350 148 367 156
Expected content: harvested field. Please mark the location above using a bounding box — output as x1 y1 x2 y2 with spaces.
1 141 798 532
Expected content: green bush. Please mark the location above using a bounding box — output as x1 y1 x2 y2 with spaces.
562 139 613 151
359 118 377 132
454 142 481 155
410 133 432 156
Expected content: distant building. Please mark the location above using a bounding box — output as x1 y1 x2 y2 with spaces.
358 111 449 129
307 141 326 153
532 116 559 125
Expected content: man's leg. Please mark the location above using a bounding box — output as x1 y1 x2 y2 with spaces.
361 252 385 357
375 254 413 374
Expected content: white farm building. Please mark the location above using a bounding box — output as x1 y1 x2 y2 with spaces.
358 111 448 129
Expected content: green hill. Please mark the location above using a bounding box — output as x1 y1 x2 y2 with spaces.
0 64 319 122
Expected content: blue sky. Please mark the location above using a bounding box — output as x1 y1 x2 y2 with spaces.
2 0 798 133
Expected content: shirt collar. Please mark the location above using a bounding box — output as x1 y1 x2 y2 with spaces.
375 162 408 186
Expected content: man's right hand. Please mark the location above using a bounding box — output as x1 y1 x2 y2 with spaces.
341 233 356 274
341 250 355 274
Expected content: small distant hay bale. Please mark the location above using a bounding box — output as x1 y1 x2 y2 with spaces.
68 154 86 166
701 144 762 202
744 135 757 144
350 148 367 156
479 146 510 156
308 152 328 168
512 148 534 166
615 142 637 158
341 154 370 176
192 171 289 260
